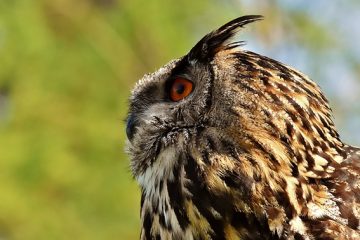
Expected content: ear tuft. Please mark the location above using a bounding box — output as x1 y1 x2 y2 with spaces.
188 15 263 62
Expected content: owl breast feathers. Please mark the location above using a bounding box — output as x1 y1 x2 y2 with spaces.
126 15 360 240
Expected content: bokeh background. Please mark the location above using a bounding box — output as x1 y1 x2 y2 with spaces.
0 0 359 239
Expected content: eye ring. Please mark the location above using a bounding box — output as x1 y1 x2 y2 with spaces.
169 77 194 102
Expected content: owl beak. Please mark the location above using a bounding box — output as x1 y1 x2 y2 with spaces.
126 113 137 141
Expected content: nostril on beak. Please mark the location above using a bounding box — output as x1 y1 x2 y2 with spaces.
126 113 137 141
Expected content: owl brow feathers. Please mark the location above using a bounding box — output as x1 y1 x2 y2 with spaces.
188 15 263 62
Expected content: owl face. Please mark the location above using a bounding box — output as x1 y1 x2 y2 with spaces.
127 56 213 175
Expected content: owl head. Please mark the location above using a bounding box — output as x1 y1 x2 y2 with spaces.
127 14 343 181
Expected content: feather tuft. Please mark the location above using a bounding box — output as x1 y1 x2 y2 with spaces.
188 15 263 62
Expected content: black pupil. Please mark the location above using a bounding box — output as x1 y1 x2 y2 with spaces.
175 82 185 94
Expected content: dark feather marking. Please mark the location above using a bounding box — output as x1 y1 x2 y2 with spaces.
234 79 264 97
301 117 313 132
275 190 297 218
276 82 292 93
268 91 284 107
185 156 227 239
295 183 305 209
260 75 271 86
141 190 146 211
159 212 172 230
287 110 299 124
198 135 216 165
220 169 254 197
313 123 326 140
283 95 306 116
302 85 321 101
152 195 159 214
201 151 211 165
257 58 275 69
206 136 217 150
220 139 241 160
261 69 273 77
305 153 316 170
167 162 190 230
143 211 152 240
291 161 300 177
277 72 294 82
231 211 275 240
339 204 359 229
159 180 164 194
292 85 303 94
238 57 256 67
246 135 281 166
264 119 296 158
294 233 305 240
296 133 308 149
286 121 295 138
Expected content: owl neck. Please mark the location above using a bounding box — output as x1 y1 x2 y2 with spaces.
138 150 277 239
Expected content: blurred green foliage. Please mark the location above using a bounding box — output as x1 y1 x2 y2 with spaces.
0 0 236 239
0 0 359 239
0 1 140 239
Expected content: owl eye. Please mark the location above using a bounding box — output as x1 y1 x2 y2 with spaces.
170 77 194 102
169 77 194 102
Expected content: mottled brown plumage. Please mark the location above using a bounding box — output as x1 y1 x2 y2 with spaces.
126 15 360 239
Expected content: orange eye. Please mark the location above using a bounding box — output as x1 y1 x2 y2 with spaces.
170 78 194 102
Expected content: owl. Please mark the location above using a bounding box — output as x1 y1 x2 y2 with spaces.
126 15 360 240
